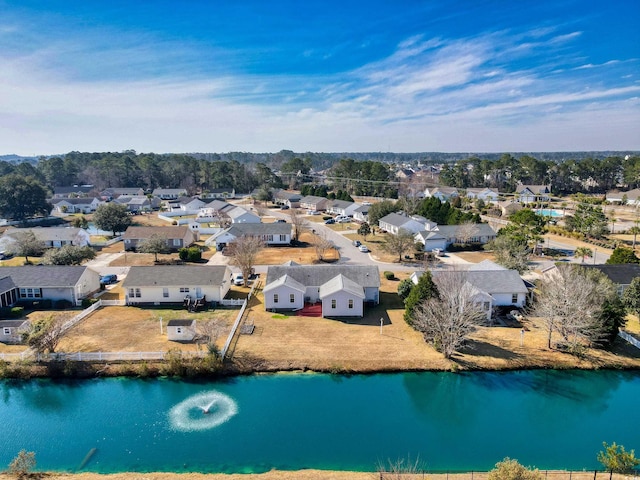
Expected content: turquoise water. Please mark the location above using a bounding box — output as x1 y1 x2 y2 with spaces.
534 209 564 218
0 370 639 473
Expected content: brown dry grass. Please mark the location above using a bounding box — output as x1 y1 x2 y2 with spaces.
57 306 239 353
256 232 339 265
0 471 630 480
229 272 640 373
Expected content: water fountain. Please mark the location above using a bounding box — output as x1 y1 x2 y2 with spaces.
168 391 238 432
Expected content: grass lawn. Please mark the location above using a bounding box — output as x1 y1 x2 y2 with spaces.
57 306 239 353
256 232 338 265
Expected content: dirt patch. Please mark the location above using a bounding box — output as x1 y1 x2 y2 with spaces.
57 306 239 353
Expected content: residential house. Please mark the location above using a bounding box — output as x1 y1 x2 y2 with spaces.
175 196 206 212
100 187 146 200
0 266 100 306
50 197 103 214
353 204 370 224
152 188 188 200
395 168 415 180
264 264 380 317
413 230 448 252
122 265 231 306
423 186 459 202
123 226 196 251
225 206 260 224
52 186 95 198
414 224 496 252
206 223 292 250
1 227 91 249
167 319 197 342
515 185 551 204
412 268 528 320
299 195 329 212
273 190 302 208
0 319 31 344
114 195 159 213
327 200 360 217
198 201 260 224
583 264 640 295
200 188 236 200
378 212 436 235
465 188 500 203
605 188 640 206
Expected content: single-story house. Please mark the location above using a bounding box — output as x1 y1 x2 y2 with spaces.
264 264 380 317
122 265 231 306
0 319 31 344
114 195 160 212
167 319 197 342
396 168 415 179
583 264 640 296
432 224 497 249
327 200 360 217
515 185 551 204
0 266 100 307
200 188 236 200
299 195 329 212
466 188 500 203
50 197 104 214
352 204 370 223
1 227 91 249
152 188 188 200
53 186 95 198
101 187 146 200
424 187 459 202
274 190 302 208
413 268 528 320
175 196 206 212
378 212 436 235
206 223 292 250
225 206 261 224
605 188 640 206
123 226 196 251
414 230 448 252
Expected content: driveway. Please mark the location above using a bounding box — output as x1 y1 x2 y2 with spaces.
86 253 130 279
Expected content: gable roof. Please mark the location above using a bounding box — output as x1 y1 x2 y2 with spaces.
379 212 414 228
0 266 89 287
50 197 100 205
263 273 306 293
583 264 640 285
319 274 365 299
54 186 94 195
225 223 292 237
4 227 86 243
123 226 190 240
0 276 17 293
167 319 196 327
435 223 496 238
328 199 355 210
266 265 380 288
122 266 229 287
300 195 327 204
516 184 550 194
465 270 529 294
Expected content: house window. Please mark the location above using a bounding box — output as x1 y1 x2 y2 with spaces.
266 235 274 242
19 288 42 299
280 235 287 241
176 327 183 334
180 287 190 293
348 299 353 309
290 293 295 303
129 288 141 298
173 239 181 246
163 288 169 298
331 299 336 309
273 294 279 304
3 328 10 335
484 302 490 311
511 294 518 303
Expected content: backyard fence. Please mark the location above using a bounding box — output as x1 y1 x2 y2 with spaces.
619 330 640 350
219 298 245 307
34 351 207 362
220 279 261 359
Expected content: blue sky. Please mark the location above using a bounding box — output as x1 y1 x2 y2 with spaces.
0 0 638 155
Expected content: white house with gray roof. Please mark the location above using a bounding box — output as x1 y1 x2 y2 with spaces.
0 266 100 307
264 264 379 317
414 223 496 251
0 319 31 344
122 265 231 306
378 213 436 235
152 188 188 200
50 197 104 214
206 223 292 249
1 227 91 249
327 200 360 217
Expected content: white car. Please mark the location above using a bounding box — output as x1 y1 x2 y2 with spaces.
233 273 244 286
358 245 369 253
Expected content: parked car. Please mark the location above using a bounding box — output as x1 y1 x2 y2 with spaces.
358 245 369 253
100 274 118 285
280 205 290 210
336 217 351 223
232 273 245 286
324 219 335 224
0 251 12 260
433 248 445 257
275 219 287 223
352 240 361 247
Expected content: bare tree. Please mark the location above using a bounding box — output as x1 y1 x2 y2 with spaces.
381 228 415 262
137 234 170 262
228 235 264 286
532 264 610 351
289 209 309 242
312 232 335 262
376 455 425 479
455 221 480 245
8 231 45 264
25 314 69 354
412 271 486 359
197 319 226 355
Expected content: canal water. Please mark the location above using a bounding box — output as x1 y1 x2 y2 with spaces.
0 370 638 473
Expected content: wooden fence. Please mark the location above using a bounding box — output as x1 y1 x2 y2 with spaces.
619 330 640 350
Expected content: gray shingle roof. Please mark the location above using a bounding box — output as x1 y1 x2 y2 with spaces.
0 276 17 292
4 227 86 243
583 264 640 285
379 213 413 228
123 226 190 240
0 319 29 328
122 266 229 287
263 274 306 293
319 274 364 298
266 265 380 288
329 199 354 209
300 195 327 204
226 223 292 236
167 319 196 327
0 266 88 287
465 270 528 294
435 224 496 238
